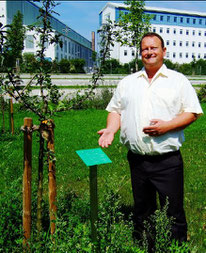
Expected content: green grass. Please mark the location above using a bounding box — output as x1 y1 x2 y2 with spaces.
0 104 206 251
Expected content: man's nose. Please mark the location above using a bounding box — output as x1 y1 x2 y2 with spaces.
147 48 153 54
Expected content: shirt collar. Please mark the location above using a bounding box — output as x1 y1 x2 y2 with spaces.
136 64 169 79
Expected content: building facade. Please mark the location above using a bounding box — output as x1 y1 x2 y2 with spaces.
99 2 206 64
0 0 93 69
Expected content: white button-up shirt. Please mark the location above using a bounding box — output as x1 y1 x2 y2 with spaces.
106 64 203 155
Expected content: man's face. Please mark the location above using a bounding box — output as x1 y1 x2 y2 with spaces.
141 36 166 69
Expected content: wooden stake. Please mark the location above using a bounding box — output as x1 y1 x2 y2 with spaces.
36 134 44 236
23 118 33 247
47 120 57 237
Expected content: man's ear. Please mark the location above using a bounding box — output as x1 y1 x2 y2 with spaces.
163 47 166 57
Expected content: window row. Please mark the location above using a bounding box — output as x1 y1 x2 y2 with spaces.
166 52 206 59
152 27 206 36
124 50 135 57
25 35 88 58
166 40 206 48
152 14 206 26
57 40 81 56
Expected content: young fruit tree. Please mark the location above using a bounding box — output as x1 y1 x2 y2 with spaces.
114 0 152 71
0 0 116 246
3 11 26 70
0 0 62 244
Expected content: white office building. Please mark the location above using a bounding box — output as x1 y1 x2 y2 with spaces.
99 2 206 64
0 0 93 69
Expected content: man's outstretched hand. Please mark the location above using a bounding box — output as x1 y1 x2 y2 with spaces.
98 129 115 148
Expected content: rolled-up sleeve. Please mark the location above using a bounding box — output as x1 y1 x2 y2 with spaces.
180 76 203 117
106 81 122 114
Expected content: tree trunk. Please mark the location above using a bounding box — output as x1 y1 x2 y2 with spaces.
47 120 57 238
1 97 5 133
36 132 44 237
135 47 139 72
9 97 14 135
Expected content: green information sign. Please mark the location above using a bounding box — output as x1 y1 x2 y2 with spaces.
76 148 112 167
76 147 112 247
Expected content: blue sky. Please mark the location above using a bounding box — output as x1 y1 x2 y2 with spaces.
51 1 206 41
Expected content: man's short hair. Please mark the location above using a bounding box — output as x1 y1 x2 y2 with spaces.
140 32 165 52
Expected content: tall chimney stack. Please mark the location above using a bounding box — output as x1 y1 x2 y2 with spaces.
91 31 95 51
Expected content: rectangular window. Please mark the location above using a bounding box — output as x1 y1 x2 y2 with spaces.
180 17 183 23
25 35 34 49
173 52 176 58
167 16 170 22
186 41 189 47
179 41 182 47
74 44 76 55
160 27 163 33
72 43 74 54
180 29 183 34
179 52 182 58
198 54 201 59
153 15 156 20
199 31 201 36
204 54 206 59
153 27 156 33
173 29 176 34
64 41 67 53
132 50 135 56
173 40 176 46
193 30 195 35
192 41 195 47
56 52 59 61
167 28 170 34
68 42 70 53
193 19 196 24
160 15 164 21
166 52 169 58
104 13 111 21
204 42 206 47
192 53 195 59
198 42 201 48
205 31 206 36
187 18 190 23
199 19 202 24
186 30 189 35
124 50 127 56
174 16 177 22
186 53 189 58
166 40 169 46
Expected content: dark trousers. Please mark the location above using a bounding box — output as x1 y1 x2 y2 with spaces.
127 150 187 243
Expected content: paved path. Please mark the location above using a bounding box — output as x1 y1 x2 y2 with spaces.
19 74 206 87
3 74 206 101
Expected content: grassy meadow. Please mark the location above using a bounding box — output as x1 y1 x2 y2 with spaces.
0 104 205 252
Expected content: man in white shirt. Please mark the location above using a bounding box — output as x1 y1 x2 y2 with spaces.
98 32 203 244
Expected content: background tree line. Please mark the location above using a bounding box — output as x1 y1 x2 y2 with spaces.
100 57 206 76
19 54 85 74
0 52 86 74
